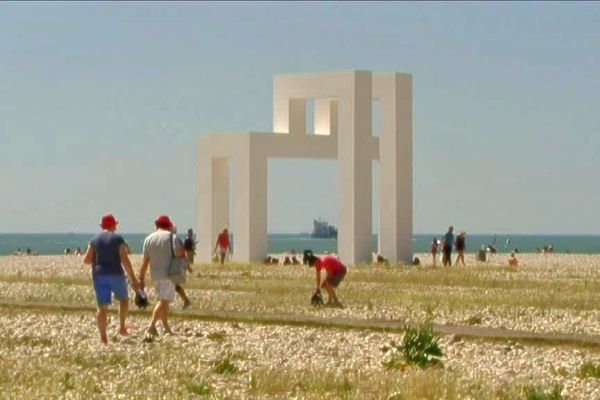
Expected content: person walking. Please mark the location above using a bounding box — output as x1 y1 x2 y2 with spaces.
138 215 178 338
431 237 438 267
306 254 347 308
443 226 454 267
213 227 231 265
183 228 197 265
83 214 140 344
172 225 192 310
455 231 467 266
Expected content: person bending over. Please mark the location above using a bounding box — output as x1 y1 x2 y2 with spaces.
307 254 347 308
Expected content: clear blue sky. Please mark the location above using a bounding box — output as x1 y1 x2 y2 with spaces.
1 2 599 234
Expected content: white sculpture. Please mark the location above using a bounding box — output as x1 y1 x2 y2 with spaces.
197 70 412 264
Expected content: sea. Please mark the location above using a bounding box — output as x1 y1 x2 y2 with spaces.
0 233 598 256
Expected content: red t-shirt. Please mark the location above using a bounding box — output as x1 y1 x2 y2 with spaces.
315 256 346 276
217 233 229 249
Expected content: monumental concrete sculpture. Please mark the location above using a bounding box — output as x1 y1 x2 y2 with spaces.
197 70 412 265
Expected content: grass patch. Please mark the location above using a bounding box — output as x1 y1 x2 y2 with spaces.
184 379 212 396
524 384 565 400
577 361 600 379
212 356 239 375
466 315 483 325
206 331 227 342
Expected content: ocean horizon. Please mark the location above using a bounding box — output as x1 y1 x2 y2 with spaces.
0 233 598 256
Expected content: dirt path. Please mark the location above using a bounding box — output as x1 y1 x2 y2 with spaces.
3 300 600 347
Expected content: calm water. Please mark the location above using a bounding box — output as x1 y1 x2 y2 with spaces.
0 233 598 256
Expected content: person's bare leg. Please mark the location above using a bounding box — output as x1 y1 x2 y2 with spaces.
148 301 165 336
432 255 436 267
323 282 343 308
220 251 225 265
175 285 191 309
97 306 108 344
159 301 172 334
118 299 129 336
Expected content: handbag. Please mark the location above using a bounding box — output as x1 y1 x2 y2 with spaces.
168 233 188 285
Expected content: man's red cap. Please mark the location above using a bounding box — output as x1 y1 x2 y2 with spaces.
154 215 173 229
100 214 118 230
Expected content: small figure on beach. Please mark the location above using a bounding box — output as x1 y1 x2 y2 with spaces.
455 231 466 266
213 227 231 266
83 214 140 344
431 237 438 267
302 249 315 265
172 225 192 310
139 215 178 339
442 226 454 267
283 256 292 265
478 245 487 262
508 252 519 267
375 254 389 265
306 254 347 308
64 248 72 255
184 228 196 265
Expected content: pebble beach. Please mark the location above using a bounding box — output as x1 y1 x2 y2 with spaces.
1 253 600 399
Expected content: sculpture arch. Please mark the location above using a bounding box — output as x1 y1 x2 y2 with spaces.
197 70 412 264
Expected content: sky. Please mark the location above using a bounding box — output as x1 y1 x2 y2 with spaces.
1 2 599 235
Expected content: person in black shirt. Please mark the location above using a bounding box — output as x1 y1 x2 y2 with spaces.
184 228 196 265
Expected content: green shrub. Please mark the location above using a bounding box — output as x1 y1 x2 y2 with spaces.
206 331 227 342
185 380 212 396
466 315 483 325
61 372 75 391
524 384 565 400
212 357 239 375
577 362 600 379
382 324 443 369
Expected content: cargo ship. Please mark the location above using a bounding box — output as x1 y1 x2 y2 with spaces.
311 218 338 238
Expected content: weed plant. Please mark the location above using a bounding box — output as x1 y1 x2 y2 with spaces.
382 323 443 369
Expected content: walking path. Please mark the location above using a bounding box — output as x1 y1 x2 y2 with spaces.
3 300 600 347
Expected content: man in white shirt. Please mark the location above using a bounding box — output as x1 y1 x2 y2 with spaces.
139 215 177 338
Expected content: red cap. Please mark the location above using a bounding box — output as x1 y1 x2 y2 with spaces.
154 215 173 229
100 214 118 230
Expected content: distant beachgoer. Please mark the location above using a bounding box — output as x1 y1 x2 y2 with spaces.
65 248 72 255
412 256 421 266
306 254 346 308
477 245 487 262
26 247 32 256
184 228 196 264
291 255 301 265
172 226 192 310
455 231 466 266
283 256 292 265
430 238 438 267
376 254 389 265
139 215 177 339
213 227 231 265
508 252 519 267
83 214 140 344
443 226 454 267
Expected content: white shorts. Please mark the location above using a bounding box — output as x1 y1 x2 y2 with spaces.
154 279 176 302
